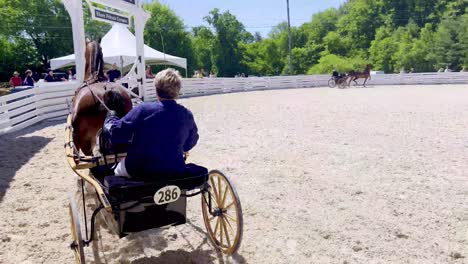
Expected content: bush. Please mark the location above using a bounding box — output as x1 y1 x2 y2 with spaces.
307 54 368 74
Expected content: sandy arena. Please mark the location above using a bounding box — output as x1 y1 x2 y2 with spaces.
0 84 467 264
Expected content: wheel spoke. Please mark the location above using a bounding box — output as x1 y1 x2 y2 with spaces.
223 215 235 234
221 217 231 248
220 185 228 208
207 190 220 208
217 176 222 204
224 213 237 222
219 217 224 246
210 177 220 204
224 201 235 210
213 217 220 237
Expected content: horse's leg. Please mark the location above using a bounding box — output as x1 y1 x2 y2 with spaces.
353 77 359 87
363 77 368 87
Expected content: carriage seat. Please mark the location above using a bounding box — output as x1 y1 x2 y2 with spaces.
103 163 208 203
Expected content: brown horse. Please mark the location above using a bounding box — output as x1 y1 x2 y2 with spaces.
347 64 373 87
71 40 132 156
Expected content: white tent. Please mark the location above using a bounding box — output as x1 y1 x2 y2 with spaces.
50 24 187 71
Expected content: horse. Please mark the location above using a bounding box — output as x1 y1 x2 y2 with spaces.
347 64 373 87
70 40 133 156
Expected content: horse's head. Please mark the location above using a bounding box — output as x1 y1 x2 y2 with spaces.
102 89 128 118
84 39 105 82
366 64 373 71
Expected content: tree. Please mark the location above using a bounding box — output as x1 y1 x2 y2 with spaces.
191 26 215 73
204 8 247 77
241 39 284 76
144 1 195 74
369 26 398 73
433 18 462 70
0 0 73 69
307 54 367 74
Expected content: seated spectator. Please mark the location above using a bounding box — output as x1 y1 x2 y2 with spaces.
67 69 76 81
146 65 155 79
23 70 35 86
9 71 22 87
106 63 121 82
44 69 56 82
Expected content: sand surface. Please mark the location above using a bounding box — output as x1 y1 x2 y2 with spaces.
0 85 467 264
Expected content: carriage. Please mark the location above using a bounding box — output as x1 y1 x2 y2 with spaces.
328 74 348 89
64 115 243 263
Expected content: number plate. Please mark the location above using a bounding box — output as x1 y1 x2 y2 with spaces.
154 185 181 205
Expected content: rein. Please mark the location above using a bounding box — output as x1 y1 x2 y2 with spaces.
76 78 112 112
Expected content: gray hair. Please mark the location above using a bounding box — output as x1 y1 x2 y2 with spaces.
154 68 182 99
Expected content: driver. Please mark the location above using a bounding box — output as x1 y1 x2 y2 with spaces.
103 68 199 180
332 69 339 80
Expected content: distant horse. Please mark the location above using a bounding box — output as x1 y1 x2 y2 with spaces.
347 64 373 87
71 40 132 156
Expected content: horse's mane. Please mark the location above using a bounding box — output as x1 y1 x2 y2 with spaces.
84 39 106 82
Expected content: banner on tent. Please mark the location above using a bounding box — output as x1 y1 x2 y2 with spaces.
92 7 130 25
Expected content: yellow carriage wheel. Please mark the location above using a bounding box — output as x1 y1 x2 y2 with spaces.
201 170 243 255
68 195 86 264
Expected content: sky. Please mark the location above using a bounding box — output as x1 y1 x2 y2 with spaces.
145 0 346 36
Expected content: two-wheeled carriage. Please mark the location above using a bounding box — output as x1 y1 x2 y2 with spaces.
328 74 348 89
64 115 243 263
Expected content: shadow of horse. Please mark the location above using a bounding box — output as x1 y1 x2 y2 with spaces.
0 119 61 201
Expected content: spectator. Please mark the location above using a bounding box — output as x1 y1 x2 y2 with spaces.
201 68 208 77
44 69 56 82
67 69 76 81
146 65 155 79
23 70 35 86
106 63 121 82
9 71 22 87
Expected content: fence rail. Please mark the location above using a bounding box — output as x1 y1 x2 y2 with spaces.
1 72 467 135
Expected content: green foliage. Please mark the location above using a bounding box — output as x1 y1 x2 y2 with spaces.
191 26 215 73
0 0 73 69
144 2 195 74
204 8 248 77
307 54 367 74
241 39 284 76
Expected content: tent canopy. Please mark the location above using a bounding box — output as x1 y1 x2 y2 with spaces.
50 24 187 70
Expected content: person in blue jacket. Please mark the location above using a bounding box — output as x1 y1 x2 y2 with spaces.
103 68 199 179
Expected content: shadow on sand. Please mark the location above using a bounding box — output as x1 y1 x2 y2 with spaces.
0 119 63 201
90 218 247 264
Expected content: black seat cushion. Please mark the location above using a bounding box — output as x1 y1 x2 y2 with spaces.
104 163 208 203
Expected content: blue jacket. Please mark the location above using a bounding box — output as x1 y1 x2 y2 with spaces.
104 100 199 178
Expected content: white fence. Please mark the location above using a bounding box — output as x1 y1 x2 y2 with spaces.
1 72 467 135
